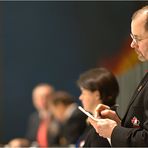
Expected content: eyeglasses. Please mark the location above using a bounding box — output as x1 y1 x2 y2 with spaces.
130 33 148 44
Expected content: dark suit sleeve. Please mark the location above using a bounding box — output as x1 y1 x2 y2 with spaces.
111 125 148 146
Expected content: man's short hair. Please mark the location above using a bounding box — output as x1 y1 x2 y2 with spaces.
51 91 74 106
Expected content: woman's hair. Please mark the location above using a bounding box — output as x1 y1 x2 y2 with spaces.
77 68 119 107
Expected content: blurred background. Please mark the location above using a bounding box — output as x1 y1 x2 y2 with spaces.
0 1 148 143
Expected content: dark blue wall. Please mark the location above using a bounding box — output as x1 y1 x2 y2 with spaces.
0 1 144 142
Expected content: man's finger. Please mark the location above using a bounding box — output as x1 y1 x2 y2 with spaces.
88 117 96 125
101 109 115 118
95 104 110 117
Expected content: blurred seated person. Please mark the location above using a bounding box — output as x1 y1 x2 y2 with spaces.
76 67 119 147
25 83 59 147
50 91 87 147
7 138 30 148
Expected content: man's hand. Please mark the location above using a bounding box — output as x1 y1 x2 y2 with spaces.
88 118 117 138
95 104 121 124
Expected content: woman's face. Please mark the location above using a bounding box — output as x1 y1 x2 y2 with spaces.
79 87 101 113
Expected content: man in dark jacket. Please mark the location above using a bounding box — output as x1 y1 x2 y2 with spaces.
50 91 87 146
89 5 148 147
26 83 59 147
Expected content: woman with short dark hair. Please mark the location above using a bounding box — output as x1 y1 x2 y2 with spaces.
77 67 119 147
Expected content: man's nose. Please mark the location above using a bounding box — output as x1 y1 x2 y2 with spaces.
130 40 138 49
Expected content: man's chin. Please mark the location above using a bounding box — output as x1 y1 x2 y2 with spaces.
138 55 147 62
135 49 147 62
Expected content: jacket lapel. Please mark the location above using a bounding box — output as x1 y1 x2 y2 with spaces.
122 72 148 122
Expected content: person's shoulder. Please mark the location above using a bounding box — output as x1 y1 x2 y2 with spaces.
72 107 87 119
66 107 87 125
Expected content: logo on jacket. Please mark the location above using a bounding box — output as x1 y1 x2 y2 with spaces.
131 116 140 127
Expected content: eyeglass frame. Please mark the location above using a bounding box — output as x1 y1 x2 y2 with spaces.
130 33 148 44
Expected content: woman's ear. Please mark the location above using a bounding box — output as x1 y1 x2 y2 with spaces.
94 90 101 100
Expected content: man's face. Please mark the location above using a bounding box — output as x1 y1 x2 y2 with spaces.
50 103 65 122
33 86 54 111
131 13 148 61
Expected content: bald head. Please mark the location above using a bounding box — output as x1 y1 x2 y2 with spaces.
132 6 148 31
32 83 54 97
